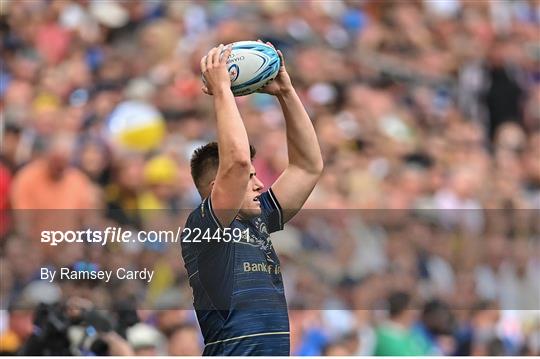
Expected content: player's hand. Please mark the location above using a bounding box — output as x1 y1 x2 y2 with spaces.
256 40 293 97
201 44 233 96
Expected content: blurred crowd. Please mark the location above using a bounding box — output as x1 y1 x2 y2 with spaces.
1 0 540 356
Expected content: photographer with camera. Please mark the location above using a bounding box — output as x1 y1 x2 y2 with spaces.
19 297 135 356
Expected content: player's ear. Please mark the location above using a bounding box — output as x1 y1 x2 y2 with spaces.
203 181 215 199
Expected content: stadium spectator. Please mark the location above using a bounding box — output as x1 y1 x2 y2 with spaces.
166 324 203 356
374 292 430 356
10 134 94 210
0 304 34 355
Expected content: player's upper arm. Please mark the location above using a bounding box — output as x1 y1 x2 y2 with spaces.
210 157 251 227
270 165 321 223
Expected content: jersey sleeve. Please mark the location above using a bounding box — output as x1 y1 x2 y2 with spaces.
259 188 284 234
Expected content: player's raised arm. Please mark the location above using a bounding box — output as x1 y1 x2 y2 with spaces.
258 43 324 222
201 45 251 226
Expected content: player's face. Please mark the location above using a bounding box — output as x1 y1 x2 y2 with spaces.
238 164 264 219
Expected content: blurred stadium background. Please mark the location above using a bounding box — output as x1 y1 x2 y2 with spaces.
1 0 540 356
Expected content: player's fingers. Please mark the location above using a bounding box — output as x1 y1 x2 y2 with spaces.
277 50 285 67
201 86 212 95
212 44 223 67
200 56 207 73
266 41 276 49
221 45 232 64
206 48 216 68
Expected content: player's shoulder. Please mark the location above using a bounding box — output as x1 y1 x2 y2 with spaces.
258 188 284 233
259 189 281 211
185 196 222 230
185 198 206 224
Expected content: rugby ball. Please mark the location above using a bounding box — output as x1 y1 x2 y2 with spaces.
225 41 281 96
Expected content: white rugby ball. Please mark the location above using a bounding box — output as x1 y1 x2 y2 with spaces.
227 41 281 96
224 41 281 96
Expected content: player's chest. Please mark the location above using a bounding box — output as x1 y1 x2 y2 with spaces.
231 218 280 268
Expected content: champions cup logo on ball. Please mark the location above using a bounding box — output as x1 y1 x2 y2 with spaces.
228 64 240 82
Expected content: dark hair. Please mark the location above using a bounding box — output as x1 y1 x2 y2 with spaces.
422 299 454 335
388 291 411 318
190 142 256 194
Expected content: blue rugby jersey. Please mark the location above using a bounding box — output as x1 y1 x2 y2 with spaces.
180 188 290 356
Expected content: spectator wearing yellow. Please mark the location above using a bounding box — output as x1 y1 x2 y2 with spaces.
138 154 179 210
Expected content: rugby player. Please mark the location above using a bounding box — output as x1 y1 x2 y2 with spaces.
181 42 323 355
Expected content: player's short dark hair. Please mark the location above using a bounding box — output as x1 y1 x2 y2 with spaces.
190 142 256 194
387 291 411 318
